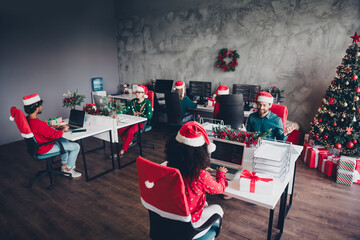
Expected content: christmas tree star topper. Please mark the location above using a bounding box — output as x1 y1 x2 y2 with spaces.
351 32 360 44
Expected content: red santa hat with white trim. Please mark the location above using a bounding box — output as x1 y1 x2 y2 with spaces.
9 106 34 138
174 81 185 98
23 93 42 106
136 85 148 98
216 85 229 95
175 121 216 153
256 91 274 104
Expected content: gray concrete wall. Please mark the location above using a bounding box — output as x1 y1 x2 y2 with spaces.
0 0 119 145
114 0 360 132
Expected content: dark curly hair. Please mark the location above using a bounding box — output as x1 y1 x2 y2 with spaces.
165 134 210 183
24 100 43 114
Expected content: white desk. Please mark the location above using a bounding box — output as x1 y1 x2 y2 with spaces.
62 121 115 182
111 93 137 101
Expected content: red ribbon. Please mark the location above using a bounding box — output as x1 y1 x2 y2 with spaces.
240 170 273 193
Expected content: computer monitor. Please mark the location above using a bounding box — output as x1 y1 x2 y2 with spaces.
232 84 261 102
68 109 85 129
155 79 174 93
188 81 212 98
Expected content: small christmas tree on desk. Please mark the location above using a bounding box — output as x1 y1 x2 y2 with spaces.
309 32 360 156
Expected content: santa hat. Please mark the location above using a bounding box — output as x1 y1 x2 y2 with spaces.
23 93 41 106
256 91 274 104
174 81 185 98
9 106 34 138
136 85 148 98
175 121 216 153
216 85 229 95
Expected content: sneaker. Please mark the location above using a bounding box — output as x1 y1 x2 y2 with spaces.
61 165 76 172
63 168 82 178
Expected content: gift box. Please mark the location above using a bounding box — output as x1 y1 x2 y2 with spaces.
302 143 328 168
319 158 338 177
47 117 62 126
207 98 215 107
336 157 356 186
238 170 274 195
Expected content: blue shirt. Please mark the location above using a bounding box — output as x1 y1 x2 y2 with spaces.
246 110 287 140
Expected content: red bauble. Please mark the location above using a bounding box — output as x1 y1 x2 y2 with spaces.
347 141 354 149
335 143 342 149
353 139 357 144
356 88 360 93
319 119 322 122
332 80 335 84
312 120 316 124
352 74 359 80
323 135 328 140
315 134 319 139
357 109 360 114
333 122 337 126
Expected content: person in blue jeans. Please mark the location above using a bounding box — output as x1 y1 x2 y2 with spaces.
24 93 81 178
173 81 197 124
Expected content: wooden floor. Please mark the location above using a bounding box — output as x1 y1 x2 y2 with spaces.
1 125 360 240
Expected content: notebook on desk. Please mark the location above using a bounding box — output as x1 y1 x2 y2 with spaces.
68 109 85 130
210 138 245 180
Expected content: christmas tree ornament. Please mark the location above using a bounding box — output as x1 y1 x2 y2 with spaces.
335 143 342 149
323 107 327 111
342 113 346 118
330 112 335 117
351 32 360 44
357 108 360 114
324 135 328 140
333 122 337 126
315 134 319 139
345 66 351 73
356 52 360 57
353 116 357 122
356 88 360 93
319 128 324 133
352 74 358 80
345 81 349 85
346 126 353 135
343 102 348 107
319 118 322 122
354 96 359 101
347 141 354 149
341 118 344 122
353 139 358 144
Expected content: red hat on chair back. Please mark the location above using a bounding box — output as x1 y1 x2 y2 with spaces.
10 107 33 138
216 85 229 95
175 121 216 153
23 93 41 106
256 91 274 104
136 85 148 98
136 156 191 222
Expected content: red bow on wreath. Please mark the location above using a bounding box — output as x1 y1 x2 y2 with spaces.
215 48 240 72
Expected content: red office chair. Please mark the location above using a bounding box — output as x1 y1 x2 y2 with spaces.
10 107 71 190
270 104 288 131
136 156 222 240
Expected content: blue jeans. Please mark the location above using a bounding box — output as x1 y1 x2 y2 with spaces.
46 138 80 169
181 114 194 125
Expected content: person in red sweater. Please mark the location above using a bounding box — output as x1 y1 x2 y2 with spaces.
23 93 81 178
165 121 228 228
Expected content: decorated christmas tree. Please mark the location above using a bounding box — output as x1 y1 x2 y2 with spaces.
309 32 360 156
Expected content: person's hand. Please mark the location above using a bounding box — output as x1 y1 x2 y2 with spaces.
206 167 214 172
217 166 228 173
193 100 197 104
238 124 246 132
284 124 296 136
62 125 70 132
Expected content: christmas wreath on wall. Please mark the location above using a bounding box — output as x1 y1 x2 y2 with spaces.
215 48 239 72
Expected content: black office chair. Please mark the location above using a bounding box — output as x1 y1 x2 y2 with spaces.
10 107 71 190
165 92 193 126
216 94 244 129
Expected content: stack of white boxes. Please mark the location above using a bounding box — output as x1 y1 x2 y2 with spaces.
252 140 291 181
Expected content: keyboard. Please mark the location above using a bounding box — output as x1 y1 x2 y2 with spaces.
210 163 239 175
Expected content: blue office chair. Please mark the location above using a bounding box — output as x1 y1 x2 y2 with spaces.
10 107 71 190
137 156 222 240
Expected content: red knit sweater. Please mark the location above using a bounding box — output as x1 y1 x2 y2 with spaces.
28 118 63 154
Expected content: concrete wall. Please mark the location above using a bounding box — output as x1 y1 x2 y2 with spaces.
114 0 360 132
0 0 119 145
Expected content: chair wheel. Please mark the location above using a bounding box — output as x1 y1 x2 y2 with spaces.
48 185 53 190
26 183 32 188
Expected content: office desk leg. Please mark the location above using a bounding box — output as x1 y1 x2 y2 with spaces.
277 184 289 235
80 139 89 182
267 209 274 240
286 163 297 216
138 122 143 156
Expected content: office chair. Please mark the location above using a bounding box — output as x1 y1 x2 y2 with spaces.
10 107 71 190
136 156 222 240
165 92 193 127
270 104 288 131
216 94 244 129
132 90 156 149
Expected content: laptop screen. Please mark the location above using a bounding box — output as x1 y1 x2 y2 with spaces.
69 109 85 127
210 138 245 169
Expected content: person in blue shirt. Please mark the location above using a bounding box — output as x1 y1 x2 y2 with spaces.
173 81 197 124
243 91 295 140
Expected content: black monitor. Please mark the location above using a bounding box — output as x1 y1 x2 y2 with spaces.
188 81 212 98
155 79 174 93
232 84 261 102
216 94 244 129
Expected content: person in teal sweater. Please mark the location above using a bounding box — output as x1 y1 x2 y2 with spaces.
117 85 153 156
173 81 197 124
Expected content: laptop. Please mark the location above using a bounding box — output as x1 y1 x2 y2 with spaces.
68 109 85 130
210 138 246 180
93 95 106 110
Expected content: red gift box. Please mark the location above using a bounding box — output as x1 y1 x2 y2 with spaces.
354 160 360 184
319 159 337 177
302 143 328 168
317 153 333 171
